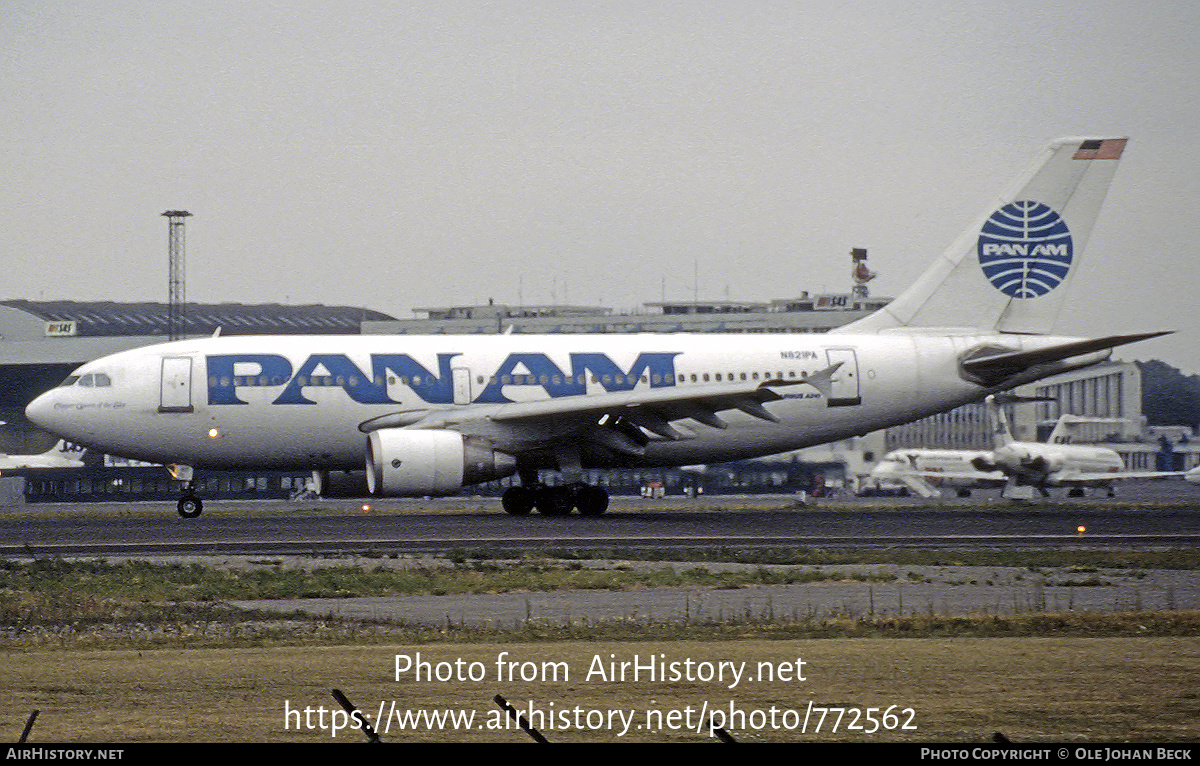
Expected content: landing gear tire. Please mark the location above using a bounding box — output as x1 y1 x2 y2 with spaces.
535 486 574 516
177 494 203 519
576 485 609 517
506 483 610 517
501 486 535 516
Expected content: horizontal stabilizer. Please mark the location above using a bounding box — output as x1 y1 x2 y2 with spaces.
961 331 1170 387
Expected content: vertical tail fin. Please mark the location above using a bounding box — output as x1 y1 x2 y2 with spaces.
838 137 1127 334
47 440 84 459
1045 416 1075 446
985 395 1016 450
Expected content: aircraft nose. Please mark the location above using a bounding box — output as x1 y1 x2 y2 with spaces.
25 390 62 434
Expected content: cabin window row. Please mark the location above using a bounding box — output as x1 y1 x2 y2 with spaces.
213 369 810 389
213 374 434 388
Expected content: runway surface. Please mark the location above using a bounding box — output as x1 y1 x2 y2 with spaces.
3 490 1200 556
5 489 1198 627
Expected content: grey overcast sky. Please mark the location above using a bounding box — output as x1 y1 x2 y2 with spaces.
4 1 1199 369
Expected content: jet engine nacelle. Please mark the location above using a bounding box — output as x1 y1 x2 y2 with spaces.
994 447 1062 479
970 455 1000 473
365 429 517 496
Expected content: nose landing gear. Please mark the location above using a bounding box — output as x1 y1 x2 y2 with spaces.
177 492 203 518
168 463 203 518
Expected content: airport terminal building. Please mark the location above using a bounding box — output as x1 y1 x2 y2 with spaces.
361 294 891 336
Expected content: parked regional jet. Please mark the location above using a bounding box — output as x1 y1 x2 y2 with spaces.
869 398 1179 498
868 448 1002 498
0 440 87 472
25 137 1166 518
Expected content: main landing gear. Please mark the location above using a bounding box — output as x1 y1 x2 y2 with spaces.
502 449 609 517
501 483 610 517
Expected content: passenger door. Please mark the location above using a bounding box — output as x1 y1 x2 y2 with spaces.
159 357 194 413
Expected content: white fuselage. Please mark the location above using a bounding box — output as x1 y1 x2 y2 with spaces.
991 441 1124 485
25 331 1095 474
871 449 1004 489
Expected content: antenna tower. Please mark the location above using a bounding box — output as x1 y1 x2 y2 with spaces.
851 247 875 299
162 211 192 340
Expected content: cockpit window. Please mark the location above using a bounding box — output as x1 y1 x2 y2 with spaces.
62 372 112 388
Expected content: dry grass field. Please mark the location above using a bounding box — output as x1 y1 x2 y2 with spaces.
4 637 1199 743
3 507 1198 744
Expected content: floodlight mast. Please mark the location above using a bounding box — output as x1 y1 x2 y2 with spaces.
162 210 192 341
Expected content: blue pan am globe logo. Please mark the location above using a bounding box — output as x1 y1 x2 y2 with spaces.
977 201 1074 298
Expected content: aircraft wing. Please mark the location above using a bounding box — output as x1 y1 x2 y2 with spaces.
359 364 844 454
1051 470 1187 484
897 468 1007 487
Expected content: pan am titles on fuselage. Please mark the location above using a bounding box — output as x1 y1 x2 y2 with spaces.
25 137 1166 517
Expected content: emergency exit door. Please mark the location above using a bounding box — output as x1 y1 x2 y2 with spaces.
452 367 472 405
159 357 194 413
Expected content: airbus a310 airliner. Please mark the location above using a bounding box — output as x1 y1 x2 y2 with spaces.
26 137 1166 518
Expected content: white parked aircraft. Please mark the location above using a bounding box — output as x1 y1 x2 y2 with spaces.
0 440 87 472
25 137 1166 518
868 448 1002 498
868 398 1179 498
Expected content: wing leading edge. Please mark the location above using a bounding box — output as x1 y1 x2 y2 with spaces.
358 363 845 454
